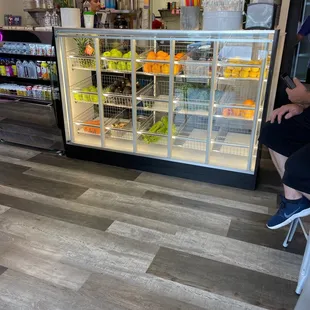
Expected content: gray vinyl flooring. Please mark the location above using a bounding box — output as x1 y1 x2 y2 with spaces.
0 144 306 310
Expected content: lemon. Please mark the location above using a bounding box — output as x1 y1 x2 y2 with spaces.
224 71 231 78
249 72 258 78
234 67 242 71
242 67 251 72
232 71 240 78
227 66 234 71
240 71 249 78
251 67 260 73
252 60 261 65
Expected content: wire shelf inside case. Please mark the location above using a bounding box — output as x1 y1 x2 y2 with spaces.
138 80 223 115
74 106 102 136
71 75 152 107
106 112 152 141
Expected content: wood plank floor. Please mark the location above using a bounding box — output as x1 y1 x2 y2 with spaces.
0 144 304 310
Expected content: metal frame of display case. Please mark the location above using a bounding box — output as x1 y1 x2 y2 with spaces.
54 28 278 189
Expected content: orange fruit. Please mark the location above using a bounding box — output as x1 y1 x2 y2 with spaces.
156 55 165 60
143 63 153 73
175 53 185 60
162 64 170 74
232 109 241 117
174 64 181 75
242 110 255 119
152 63 162 74
157 51 169 58
147 51 156 60
243 99 255 106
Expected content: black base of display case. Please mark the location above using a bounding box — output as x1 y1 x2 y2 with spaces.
65 144 257 190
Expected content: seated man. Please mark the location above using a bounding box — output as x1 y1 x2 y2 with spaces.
260 78 310 229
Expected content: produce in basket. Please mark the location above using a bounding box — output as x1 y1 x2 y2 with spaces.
82 126 100 135
143 51 184 74
143 116 177 144
174 83 224 109
74 38 95 69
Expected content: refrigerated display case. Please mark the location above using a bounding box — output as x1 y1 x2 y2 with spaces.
0 29 63 150
54 28 278 189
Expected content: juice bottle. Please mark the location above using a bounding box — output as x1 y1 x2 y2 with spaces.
5 59 13 77
11 59 17 77
41 61 49 80
0 59 5 76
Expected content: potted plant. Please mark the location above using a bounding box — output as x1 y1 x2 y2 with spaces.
54 0 81 27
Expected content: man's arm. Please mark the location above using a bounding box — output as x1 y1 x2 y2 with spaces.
286 78 310 108
298 16 310 40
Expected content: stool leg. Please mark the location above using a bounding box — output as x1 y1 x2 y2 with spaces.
296 232 310 295
283 219 299 248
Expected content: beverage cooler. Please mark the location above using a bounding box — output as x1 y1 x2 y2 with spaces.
0 29 63 150
54 28 278 189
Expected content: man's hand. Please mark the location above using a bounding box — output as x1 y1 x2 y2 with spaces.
286 78 310 104
270 103 304 124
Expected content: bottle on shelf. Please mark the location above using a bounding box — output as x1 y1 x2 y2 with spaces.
23 60 29 78
5 59 13 77
28 61 37 79
16 60 24 78
41 61 49 80
0 59 6 76
11 59 17 77
51 10 60 26
44 11 52 27
36 61 42 79
22 43 29 55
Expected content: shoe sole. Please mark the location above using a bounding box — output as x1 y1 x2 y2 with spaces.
267 208 310 230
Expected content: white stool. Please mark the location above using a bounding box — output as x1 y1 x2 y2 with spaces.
283 219 309 294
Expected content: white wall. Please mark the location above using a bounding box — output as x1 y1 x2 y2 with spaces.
153 0 168 17
0 0 27 26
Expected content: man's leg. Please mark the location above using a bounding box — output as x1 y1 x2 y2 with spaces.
283 184 303 200
269 149 288 178
267 144 310 229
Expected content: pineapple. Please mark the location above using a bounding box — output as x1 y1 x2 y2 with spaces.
74 38 95 69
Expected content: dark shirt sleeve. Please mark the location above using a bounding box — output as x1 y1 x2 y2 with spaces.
299 16 310 37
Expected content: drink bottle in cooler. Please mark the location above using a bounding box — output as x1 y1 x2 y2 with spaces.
23 60 29 78
5 59 13 77
41 61 49 80
28 61 37 79
0 59 5 76
36 61 42 79
11 59 17 77
16 60 24 78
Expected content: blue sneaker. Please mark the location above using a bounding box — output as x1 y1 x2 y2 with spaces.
267 196 310 230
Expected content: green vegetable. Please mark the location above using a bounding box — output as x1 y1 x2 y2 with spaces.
143 116 176 144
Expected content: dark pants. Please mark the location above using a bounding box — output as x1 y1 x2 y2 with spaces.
260 108 310 194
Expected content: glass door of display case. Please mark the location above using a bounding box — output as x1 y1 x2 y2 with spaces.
55 29 275 174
